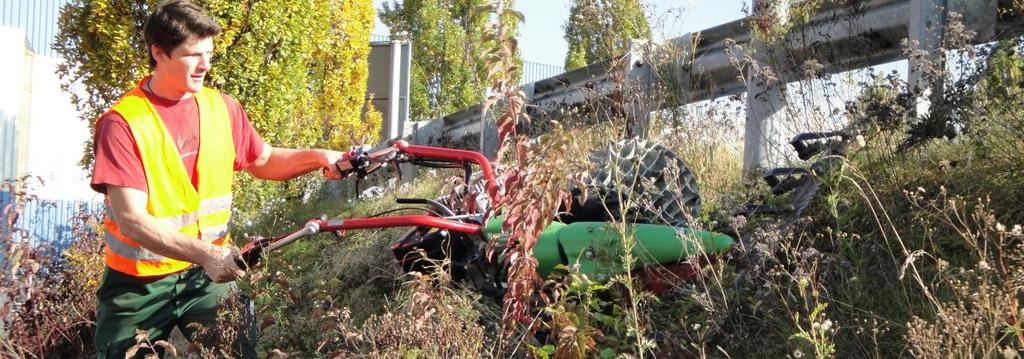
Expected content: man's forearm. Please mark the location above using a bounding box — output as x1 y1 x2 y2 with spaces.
116 210 220 265
247 147 330 181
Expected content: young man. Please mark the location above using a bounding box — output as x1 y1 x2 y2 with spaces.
89 1 348 357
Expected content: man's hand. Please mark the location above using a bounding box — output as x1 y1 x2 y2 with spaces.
200 245 246 283
323 146 370 180
320 149 347 180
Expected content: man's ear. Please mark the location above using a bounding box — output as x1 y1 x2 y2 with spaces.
150 44 168 64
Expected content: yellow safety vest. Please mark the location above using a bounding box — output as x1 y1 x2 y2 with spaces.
102 79 235 277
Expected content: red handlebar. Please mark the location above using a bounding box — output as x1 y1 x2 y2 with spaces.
318 215 482 235
237 214 484 269
392 140 498 196
335 140 499 197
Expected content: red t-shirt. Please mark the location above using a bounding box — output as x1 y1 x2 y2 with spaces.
90 86 265 194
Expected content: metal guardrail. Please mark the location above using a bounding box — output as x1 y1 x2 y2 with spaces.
404 0 1024 172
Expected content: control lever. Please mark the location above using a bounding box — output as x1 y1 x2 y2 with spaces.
762 167 810 196
790 131 847 160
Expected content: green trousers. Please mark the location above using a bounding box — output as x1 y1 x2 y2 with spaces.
94 267 256 358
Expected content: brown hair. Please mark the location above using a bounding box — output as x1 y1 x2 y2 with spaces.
143 0 221 67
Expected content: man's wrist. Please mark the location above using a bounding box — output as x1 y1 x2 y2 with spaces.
199 244 226 267
316 149 331 167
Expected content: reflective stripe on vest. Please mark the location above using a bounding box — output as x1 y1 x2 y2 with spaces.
101 79 236 277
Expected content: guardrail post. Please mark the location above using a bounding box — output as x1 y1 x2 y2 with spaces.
624 40 654 139
743 0 789 176
908 0 946 121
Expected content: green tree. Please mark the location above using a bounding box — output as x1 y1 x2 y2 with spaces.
54 0 379 220
379 0 520 121
563 0 651 70
980 42 1024 101
972 41 1024 184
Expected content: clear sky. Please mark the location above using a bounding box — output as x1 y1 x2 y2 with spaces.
371 0 751 67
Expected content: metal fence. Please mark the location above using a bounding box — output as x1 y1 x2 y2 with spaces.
370 33 564 85
1 196 104 251
521 61 564 85
0 0 68 58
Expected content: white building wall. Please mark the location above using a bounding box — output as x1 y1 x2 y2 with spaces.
0 25 98 201
25 55 97 201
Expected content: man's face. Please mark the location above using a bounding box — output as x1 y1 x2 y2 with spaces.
152 35 213 94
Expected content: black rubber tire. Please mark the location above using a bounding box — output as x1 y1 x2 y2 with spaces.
565 139 701 227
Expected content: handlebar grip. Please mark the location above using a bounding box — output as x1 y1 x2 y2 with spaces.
335 155 370 179
396 198 428 204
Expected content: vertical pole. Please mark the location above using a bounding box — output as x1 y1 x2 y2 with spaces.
398 41 412 139
908 0 946 121
478 95 489 154
623 40 652 139
743 0 789 177
480 0 503 154
46 0 54 57
387 40 401 140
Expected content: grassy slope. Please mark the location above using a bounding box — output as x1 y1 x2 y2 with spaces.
249 120 1021 358
6 106 1010 357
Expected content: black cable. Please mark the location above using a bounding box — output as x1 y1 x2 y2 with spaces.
366 207 443 218
413 159 464 168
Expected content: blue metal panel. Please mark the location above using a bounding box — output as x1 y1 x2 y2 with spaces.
0 0 69 57
12 198 103 250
